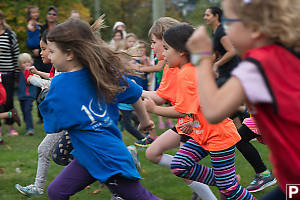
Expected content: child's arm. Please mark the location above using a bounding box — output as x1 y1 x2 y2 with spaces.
28 75 50 88
187 26 246 124
139 59 166 73
132 98 155 133
142 90 166 105
29 66 50 80
144 98 185 118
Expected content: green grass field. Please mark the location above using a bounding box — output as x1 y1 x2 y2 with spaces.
0 99 277 199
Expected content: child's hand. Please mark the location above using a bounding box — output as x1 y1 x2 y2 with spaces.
33 74 41 78
41 83 50 90
29 66 38 74
143 98 156 113
138 120 155 133
186 26 212 54
178 121 193 134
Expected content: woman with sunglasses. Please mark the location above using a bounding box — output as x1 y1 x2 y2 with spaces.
203 6 240 87
40 6 58 35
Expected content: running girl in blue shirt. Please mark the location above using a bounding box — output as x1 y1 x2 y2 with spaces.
39 19 161 200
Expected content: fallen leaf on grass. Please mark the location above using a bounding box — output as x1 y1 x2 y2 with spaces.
6 145 12 150
91 189 101 194
84 185 91 190
0 168 3 174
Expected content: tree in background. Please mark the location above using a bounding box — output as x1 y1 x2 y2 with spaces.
0 0 91 52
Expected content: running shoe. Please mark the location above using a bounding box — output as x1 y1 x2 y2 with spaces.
15 184 43 198
111 194 124 200
246 173 277 192
9 128 19 136
127 145 141 172
134 136 155 148
165 119 174 128
158 121 165 129
25 129 35 136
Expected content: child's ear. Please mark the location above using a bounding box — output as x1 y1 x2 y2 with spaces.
250 25 262 40
66 50 74 61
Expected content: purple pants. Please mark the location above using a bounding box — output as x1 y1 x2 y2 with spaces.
48 159 162 200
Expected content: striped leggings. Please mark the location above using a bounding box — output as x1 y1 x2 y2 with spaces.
171 139 255 200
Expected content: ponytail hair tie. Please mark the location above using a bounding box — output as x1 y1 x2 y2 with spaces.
28 5 33 8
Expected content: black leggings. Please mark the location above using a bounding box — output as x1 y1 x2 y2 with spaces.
236 124 267 174
120 110 144 140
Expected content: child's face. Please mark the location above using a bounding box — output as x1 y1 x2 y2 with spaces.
150 34 164 61
21 60 32 70
40 40 51 64
222 0 254 56
126 36 136 49
113 32 122 41
30 8 40 20
48 41 69 72
162 39 185 68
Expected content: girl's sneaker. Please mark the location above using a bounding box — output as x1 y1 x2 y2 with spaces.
15 184 43 198
158 121 165 129
9 128 19 136
134 136 155 148
246 173 277 192
165 119 174 128
127 145 141 172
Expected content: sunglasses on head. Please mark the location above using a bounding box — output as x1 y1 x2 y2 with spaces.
48 12 57 16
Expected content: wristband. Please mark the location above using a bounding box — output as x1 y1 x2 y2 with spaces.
8 111 12 118
191 52 211 66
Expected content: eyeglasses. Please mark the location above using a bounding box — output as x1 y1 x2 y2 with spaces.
48 12 57 16
221 17 243 30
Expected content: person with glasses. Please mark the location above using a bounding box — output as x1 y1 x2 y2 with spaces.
187 0 300 199
41 6 58 36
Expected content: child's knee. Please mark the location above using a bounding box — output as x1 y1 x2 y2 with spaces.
145 147 160 163
47 182 61 199
170 162 190 178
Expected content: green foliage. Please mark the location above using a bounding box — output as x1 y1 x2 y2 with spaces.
86 0 182 42
0 0 185 52
185 0 220 27
0 0 92 53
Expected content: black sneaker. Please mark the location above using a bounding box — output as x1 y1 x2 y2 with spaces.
134 136 155 148
246 173 277 192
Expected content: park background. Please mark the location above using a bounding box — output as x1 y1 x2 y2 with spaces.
0 0 276 199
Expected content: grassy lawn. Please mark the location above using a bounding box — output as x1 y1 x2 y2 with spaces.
0 98 277 199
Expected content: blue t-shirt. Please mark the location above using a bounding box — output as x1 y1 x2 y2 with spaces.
26 24 41 50
39 68 142 183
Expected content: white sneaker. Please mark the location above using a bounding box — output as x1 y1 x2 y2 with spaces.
15 184 43 198
127 145 141 172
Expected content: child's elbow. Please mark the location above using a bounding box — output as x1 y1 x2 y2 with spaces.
203 110 223 124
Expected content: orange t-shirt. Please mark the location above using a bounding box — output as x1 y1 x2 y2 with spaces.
174 63 240 151
156 65 179 104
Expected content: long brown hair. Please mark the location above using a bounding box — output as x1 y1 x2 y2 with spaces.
47 19 128 103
